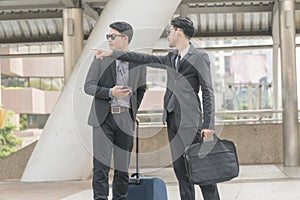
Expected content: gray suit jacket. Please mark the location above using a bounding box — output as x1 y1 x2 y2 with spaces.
84 56 146 127
113 45 215 129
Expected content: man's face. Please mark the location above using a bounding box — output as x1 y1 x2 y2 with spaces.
107 28 128 50
167 25 179 48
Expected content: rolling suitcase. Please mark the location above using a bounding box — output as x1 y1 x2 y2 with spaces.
127 119 168 200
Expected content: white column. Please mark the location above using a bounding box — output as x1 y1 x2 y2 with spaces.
279 0 300 166
21 0 181 182
272 1 280 112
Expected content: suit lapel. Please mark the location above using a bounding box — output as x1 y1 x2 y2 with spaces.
170 51 177 70
177 54 190 72
110 60 117 84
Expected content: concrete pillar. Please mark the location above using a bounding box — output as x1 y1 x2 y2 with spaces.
279 0 300 166
179 4 189 17
0 48 7 106
273 44 279 111
63 8 83 83
272 0 280 119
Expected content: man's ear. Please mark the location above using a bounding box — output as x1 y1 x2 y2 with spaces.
124 36 129 44
177 29 185 37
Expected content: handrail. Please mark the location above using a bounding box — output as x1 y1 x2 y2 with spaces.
136 109 289 126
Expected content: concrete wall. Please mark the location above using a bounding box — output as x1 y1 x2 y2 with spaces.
139 90 164 111
1 88 61 114
218 124 283 164
1 56 64 77
131 123 284 168
0 123 286 180
0 142 37 180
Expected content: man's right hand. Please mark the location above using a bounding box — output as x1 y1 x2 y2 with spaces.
91 48 113 59
111 86 132 98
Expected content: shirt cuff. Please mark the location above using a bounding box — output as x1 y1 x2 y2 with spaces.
109 88 113 98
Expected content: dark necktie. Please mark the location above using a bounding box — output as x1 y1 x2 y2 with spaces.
175 54 181 71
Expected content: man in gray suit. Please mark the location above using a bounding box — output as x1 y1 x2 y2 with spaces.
84 21 146 200
93 17 220 200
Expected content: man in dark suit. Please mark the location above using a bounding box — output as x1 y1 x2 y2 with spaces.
84 21 146 200
93 17 220 200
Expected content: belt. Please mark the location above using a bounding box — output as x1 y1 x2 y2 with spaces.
110 107 130 114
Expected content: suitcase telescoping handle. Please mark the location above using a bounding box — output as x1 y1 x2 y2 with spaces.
129 119 143 184
135 118 140 179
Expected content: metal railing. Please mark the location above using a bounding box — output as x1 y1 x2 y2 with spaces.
136 109 286 127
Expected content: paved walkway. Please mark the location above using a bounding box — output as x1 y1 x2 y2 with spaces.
1 165 300 200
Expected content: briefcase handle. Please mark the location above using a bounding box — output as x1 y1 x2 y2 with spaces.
195 131 219 143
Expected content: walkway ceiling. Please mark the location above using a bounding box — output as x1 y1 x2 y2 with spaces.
0 0 300 45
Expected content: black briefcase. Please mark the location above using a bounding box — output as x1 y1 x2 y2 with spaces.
184 134 239 185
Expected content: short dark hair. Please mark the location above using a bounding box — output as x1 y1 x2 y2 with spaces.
109 21 134 44
171 16 194 39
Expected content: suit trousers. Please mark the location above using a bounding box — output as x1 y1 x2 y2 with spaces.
166 111 220 200
92 112 134 200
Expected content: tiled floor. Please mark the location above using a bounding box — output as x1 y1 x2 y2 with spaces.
1 165 300 200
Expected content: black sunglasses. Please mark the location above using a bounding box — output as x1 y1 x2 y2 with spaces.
106 33 125 40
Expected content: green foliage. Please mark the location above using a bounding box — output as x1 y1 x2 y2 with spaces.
146 83 150 90
24 79 60 91
0 126 22 159
19 114 27 130
0 110 22 159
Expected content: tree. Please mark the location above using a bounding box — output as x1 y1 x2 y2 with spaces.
0 110 22 159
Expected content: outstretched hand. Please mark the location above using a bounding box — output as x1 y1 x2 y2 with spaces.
91 48 113 59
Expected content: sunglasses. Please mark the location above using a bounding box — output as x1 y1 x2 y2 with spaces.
106 33 125 40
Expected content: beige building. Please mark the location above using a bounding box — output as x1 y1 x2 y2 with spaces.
0 46 167 147
0 47 64 147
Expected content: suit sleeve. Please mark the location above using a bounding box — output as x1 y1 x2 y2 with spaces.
136 66 147 110
197 53 215 130
84 57 110 99
113 49 169 69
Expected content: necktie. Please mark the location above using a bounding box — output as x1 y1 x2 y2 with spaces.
175 54 181 71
